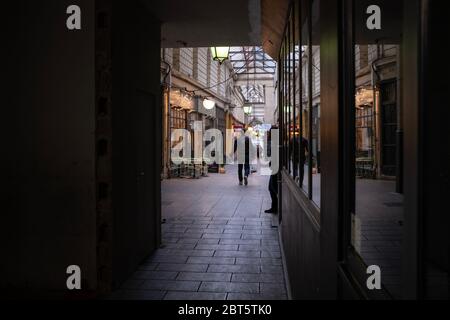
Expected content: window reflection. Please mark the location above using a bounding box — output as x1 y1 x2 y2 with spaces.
287 17 294 177
301 10 310 194
352 43 404 298
293 1 301 182
311 0 321 207
279 0 321 213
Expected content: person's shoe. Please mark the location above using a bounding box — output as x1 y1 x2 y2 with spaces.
239 181 243 186
265 208 277 214
244 176 248 186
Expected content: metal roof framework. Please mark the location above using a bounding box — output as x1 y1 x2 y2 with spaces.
229 46 276 106
229 46 277 76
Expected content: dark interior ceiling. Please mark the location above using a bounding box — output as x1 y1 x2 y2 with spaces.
261 0 290 59
145 0 261 48
144 0 289 60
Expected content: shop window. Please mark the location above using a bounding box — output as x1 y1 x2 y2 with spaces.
293 1 301 182
287 11 294 178
279 0 321 214
282 40 288 172
170 108 187 131
310 0 321 207
351 2 403 299
300 0 311 195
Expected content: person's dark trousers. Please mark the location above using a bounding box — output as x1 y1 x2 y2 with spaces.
299 162 305 186
268 174 278 212
238 163 250 182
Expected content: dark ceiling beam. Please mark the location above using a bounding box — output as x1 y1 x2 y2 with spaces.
261 0 290 59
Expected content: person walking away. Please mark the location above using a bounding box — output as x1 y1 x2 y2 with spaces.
299 136 309 187
289 134 309 186
234 128 255 186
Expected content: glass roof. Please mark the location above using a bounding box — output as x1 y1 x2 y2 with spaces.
229 46 276 76
239 84 265 104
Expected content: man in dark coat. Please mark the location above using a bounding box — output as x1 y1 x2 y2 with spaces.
265 126 278 214
234 128 255 186
288 133 309 186
297 136 309 187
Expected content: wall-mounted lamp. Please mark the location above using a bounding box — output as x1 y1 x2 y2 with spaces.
243 105 253 115
203 98 216 110
210 47 230 64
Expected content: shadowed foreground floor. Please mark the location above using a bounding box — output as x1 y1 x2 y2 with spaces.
108 165 288 300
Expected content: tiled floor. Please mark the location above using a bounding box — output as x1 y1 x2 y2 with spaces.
109 165 288 300
354 179 403 298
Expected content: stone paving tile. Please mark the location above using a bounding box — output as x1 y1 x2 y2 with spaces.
218 224 244 230
226 218 246 222
243 229 266 235
243 225 273 230
226 293 287 300
214 250 261 258
187 257 236 265
163 227 188 233
219 239 261 245
239 244 280 252
260 265 284 274
195 244 239 251
241 221 263 226
226 220 248 226
177 272 232 282
187 225 212 230
115 166 288 300
179 238 202 244
231 273 284 283
189 228 224 234
235 258 282 266
222 229 246 234
199 282 259 294
152 249 215 257
261 229 279 236
209 217 229 222
169 219 195 224
164 292 227 300
141 280 201 292
261 240 280 246
202 233 242 239
261 251 282 258
245 218 270 223
180 232 206 239
187 250 217 257
207 264 261 274
156 263 208 272
174 224 208 229
196 239 221 245
242 234 278 240
161 243 197 250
